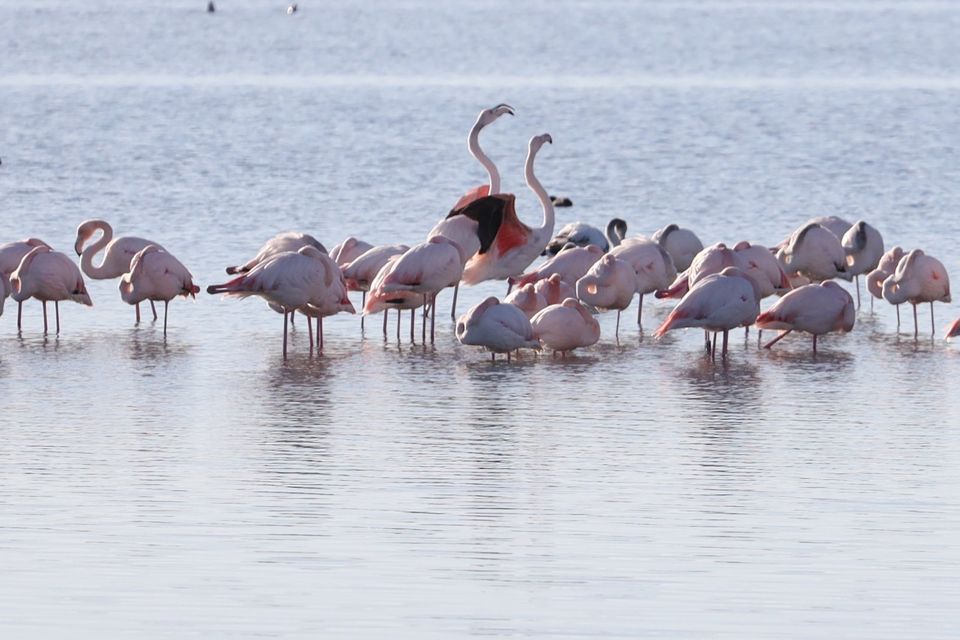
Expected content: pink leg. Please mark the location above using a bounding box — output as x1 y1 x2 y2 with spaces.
409 309 414 343
42 301 48 335
163 301 168 337
421 294 427 344
763 329 793 349
931 302 936 336
430 292 437 344
282 311 289 359
721 329 728 358
136 302 141 324
636 294 644 325
382 307 388 337
615 310 621 340
55 301 60 335
307 311 314 353
812 333 818 354
150 300 158 321
318 317 323 351
451 282 459 320
913 303 918 339
361 291 366 332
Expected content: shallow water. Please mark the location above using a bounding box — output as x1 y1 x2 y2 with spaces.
2 1 960 637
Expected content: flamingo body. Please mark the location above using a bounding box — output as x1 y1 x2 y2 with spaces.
755 281 855 349
530 298 600 353
511 244 603 288
503 283 548 318
776 223 850 282
224 231 326 275
329 237 374 268
456 297 539 354
342 244 409 292
654 267 760 338
576 254 636 312
651 224 704 272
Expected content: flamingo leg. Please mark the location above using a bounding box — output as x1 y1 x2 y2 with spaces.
636 294 643 326
307 311 314 353
42 301 48 335
722 329 729 358
282 311 289 359
812 333 817 354
163 301 168 337
150 300 158 321
136 302 141 324
430 292 437 344
711 331 718 360
704 329 711 354
55 301 60 335
451 282 459 320
870 294 874 313
896 304 901 329
931 302 936 336
319 317 324 351
361 291 366 332
17 300 22 331
615 310 621 340
291 312 296 327
409 308 414 343
913 303 918 339
506 350 511 363
421 294 427 344
758 328 763 347
763 329 793 349
491 352 495 363
855 276 861 309
382 308 388 337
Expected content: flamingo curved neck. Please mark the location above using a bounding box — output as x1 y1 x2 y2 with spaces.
525 146 554 237
468 122 500 195
79 223 114 278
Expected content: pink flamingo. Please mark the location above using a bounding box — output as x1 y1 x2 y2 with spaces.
654 266 761 359
430 103 514 318
455 134 556 288
341 243 408 332
329 237 374 268
866 246 906 322
651 224 703 272
575 254 636 338
75 219 165 322
610 238 677 325
657 242 736 300
776 222 850 283
224 231 327 275
377 236 465 344
119 245 199 337
533 273 576 306
756 281 855 353
207 246 353 358
530 298 600 356
363 255 426 343
503 283 548 318
945 318 960 339
840 220 884 309
1 238 52 320
456 297 539 361
881 249 951 338
509 244 603 289
10 246 92 334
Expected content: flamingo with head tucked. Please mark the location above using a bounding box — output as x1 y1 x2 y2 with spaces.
651 224 703 272
756 281 855 353
75 219 165 322
363 255 426 342
119 245 199 337
609 238 677 325
881 249 951 338
329 237 374 268
456 297 539 361
543 218 627 255
841 220 884 309
509 244 603 289
10 246 92 334
866 246 906 323
530 298 600 356
0 238 52 321
224 231 327 275
776 222 850 283
503 283 547 318
575 254 636 338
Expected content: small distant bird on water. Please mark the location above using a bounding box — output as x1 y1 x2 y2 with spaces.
207 1 215 12
287 3 298 14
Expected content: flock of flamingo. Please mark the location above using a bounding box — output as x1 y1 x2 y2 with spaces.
2 103 957 360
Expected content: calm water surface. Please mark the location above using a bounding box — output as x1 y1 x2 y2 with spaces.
2 1 960 637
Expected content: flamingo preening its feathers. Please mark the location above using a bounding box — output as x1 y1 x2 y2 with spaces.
881 249 951 338
0 238 52 320
119 245 199 337
10 246 92 334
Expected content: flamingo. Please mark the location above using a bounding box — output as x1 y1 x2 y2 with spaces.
363 255 426 343
840 220 884 309
530 298 600 356
377 236 465 344
776 222 850 283
881 249 951 338
756 281 855 353
533 273 576 306
75 219 165 322
609 238 677 325
775 215 852 247
866 246 906 323
0 238 52 320
341 243 409 331
296 253 356 351
651 224 703 272
509 244 603 289
430 103 514 318
575 254 636 338
503 283 548 318
654 266 761 359
456 297 540 361
945 318 960 339
731 242 792 299
207 246 353 358
543 218 627 255
10 246 92 334
224 231 327 275
329 237 374 268
118 245 199 337
657 242 737 300
455 133 556 287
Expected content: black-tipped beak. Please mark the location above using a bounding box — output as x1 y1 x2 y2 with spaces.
496 103 515 116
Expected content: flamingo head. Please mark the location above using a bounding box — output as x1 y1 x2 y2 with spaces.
529 133 553 154
475 104 515 129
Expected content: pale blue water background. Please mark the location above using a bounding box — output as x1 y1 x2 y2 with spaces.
2 1 960 637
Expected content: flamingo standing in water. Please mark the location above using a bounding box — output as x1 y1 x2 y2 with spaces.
329 237 374 268
543 218 627 255
533 273 576 306
0 238 52 320
454 133 556 289
363 255 426 343
207 246 353 358
654 267 761 359
119 245 199 337
530 298 600 356
376 236 464 344
866 246 906 324
609 238 677 326
881 249 951 338
575 254 636 338
429 103 514 318
456 297 540 361
841 220 884 309
75 219 165 322
342 244 409 333
503 283 547 318
10 246 92 334
756 281 855 353
509 244 603 289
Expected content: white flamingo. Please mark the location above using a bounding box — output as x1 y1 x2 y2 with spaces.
119 245 199 337
10 246 92 334
456 297 539 361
